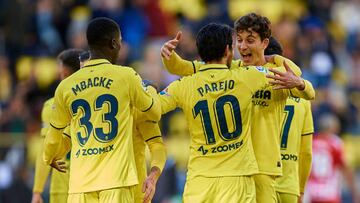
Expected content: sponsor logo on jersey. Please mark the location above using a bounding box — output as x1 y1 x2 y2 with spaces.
197 140 243 155
75 144 114 158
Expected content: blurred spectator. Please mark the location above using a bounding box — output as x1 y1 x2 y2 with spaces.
0 55 11 106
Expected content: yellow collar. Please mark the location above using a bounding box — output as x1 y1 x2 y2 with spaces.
83 59 111 68
198 63 229 72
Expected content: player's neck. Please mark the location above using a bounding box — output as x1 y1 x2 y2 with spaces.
90 50 113 63
206 58 227 65
255 56 267 66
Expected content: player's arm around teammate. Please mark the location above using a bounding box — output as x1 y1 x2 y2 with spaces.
160 32 315 101
133 104 167 203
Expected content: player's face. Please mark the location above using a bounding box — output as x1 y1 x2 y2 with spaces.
236 29 269 66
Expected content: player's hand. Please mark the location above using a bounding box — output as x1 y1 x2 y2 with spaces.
50 160 67 173
142 167 161 203
298 193 304 203
161 31 182 60
31 192 43 203
267 61 305 90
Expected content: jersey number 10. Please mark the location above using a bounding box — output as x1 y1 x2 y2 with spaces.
193 95 242 144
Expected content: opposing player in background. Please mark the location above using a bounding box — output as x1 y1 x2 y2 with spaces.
43 17 161 203
31 49 83 203
306 114 359 203
264 37 314 203
160 13 315 203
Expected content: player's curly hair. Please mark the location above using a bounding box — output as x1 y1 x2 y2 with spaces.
196 23 234 62
234 13 271 40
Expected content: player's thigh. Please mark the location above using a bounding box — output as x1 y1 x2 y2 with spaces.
254 174 277 203
183 176 255 203
134 183 144 203
50 193 68 203
215 176 255 203
67 191 98 203
99 186 135 203
183 177 212 203
276 192 298 203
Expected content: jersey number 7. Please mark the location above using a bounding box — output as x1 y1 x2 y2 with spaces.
280 105 294 149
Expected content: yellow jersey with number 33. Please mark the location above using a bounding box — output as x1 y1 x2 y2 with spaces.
160 63 271 179
49 59 158 193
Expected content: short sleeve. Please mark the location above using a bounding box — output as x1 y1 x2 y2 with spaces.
50 84 71 129
128 69 154 112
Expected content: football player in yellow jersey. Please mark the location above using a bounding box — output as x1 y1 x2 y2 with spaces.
32 49 83 203
160 22 279 203
160 13 315 203
132 101 167 203
276 97 313 203
43 17 161 203
264 37 314 203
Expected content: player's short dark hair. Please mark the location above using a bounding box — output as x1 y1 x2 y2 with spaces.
196 23 234 62
234 13 271 40
57 49 83 72
86 17 120 48
264 36 283 55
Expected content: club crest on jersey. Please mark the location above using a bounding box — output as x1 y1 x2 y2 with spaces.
255 66 268 73
159 87 170 96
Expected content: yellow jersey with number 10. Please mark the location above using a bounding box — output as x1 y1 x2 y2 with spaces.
160 64 272 179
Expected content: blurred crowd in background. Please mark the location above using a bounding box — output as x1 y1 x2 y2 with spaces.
0 0 360 202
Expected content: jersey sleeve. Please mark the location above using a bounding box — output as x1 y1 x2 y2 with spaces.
159 80 181 114
162 51 201 76
299 134 313 193
273 55 302 76
40 99 52 137
50 84 71 129
302 100 314 135
137 120 167 172
290 79 315 100
128 70 161 121
33 137 51 193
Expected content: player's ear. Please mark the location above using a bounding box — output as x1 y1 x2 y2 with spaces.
111 38 118 50
262 38 270 50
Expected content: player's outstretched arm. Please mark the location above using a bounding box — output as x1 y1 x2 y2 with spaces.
267 62 315 100
161 31 198 76
130 71 161 122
